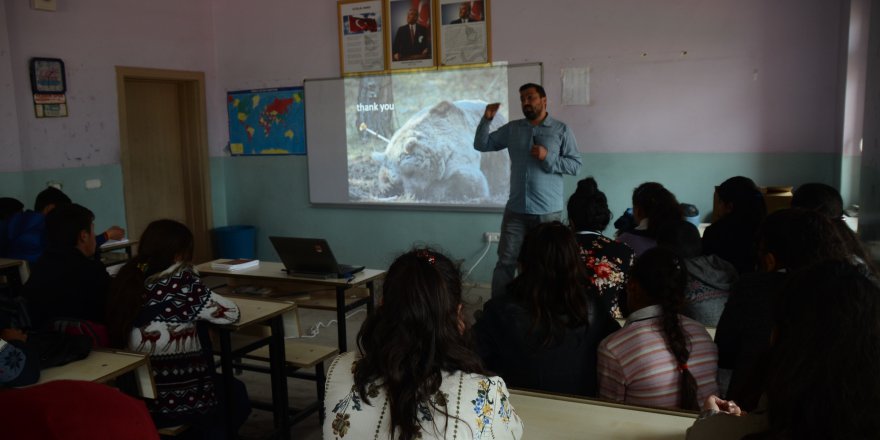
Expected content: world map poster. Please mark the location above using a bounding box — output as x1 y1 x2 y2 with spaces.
227 87 305 155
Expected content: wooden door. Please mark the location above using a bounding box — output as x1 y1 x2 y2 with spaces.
117 67 213 263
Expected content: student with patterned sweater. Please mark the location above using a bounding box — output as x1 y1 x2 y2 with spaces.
567 177 635 318
598 247 718 410
107 219 249 439
324 248 523 440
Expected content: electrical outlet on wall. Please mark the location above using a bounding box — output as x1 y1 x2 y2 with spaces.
483 232 500 243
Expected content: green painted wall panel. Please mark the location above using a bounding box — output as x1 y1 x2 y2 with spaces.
20 165 127 233
218 152 837 283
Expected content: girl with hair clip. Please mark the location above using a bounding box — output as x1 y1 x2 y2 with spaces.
567 177 635 319
617 182 682 258
687 260 880 439
597 247 718 410
473 221 621 396
323 248 523 440
106 219 249 439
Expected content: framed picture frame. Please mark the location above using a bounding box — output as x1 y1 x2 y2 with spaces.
386 0 436 71
437 0 490 67
29 57 66 94
338 0 387 76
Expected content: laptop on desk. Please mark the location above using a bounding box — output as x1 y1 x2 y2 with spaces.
269 236 365 279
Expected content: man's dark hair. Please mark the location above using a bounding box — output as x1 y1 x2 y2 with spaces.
45 203 94 250
791 182 843 219
519 83 546 98
34 187 71 212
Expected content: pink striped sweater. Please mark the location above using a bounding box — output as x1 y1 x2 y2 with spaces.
597 305 718 409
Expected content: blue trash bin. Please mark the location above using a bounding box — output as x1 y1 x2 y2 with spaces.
212 225 256 259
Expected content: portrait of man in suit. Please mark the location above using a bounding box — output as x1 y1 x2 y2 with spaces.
450 3 472 24
392 7 431 61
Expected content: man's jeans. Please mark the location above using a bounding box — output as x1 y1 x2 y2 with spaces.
491 209 561 298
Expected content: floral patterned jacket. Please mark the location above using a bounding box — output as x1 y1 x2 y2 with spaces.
323 351 524 439
575 231 635 319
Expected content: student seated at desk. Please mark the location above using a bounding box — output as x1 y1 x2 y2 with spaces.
106 219 249 440
714 208 850 411
598 247 718 410
687 260 880 439
567 177 634 319
616 182 681 258
474 222 620 397
324 248 523 440
701 176 766 274
792 182 873 265
3 187 125 263
24 203 111 333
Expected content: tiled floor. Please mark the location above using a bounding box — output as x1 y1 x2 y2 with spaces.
231 284 489 439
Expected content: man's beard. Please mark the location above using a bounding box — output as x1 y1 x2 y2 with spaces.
522 105 540 120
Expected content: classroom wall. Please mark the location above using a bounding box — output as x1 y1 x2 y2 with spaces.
859 0 880 244
0 0 859 282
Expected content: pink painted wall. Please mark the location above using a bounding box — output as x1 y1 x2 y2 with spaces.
1 0 849 174
2 0 224 171
213 0 845 154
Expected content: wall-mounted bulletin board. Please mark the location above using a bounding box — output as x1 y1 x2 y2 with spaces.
338 0 386 75
437 0 489 67
337 0 490 76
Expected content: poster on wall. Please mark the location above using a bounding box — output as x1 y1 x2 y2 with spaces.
437 0 490 67
226 87 306 155
30 57 69 118
386 0 436 71
338 0 386 76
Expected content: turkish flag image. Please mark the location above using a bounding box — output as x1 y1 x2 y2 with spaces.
348 15 378 33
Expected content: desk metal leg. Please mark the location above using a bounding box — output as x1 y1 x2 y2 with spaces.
218 331 237 440
336 286 347 352
268 317 291 440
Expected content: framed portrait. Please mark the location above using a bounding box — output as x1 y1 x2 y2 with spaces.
437 0 490 67
338 0 387 76
386 0 436 71
29 58 66 94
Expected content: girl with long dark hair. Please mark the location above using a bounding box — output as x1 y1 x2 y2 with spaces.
702 176 766 274
106 219 247 439
617 182 682 257
474 221 620 396
687 260 880 439
567 177 635 319
598 247 718 410
323 248 523 440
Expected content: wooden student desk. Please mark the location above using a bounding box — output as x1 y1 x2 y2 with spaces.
36 349 157 399
214 295 296 440
0 258 29 290
197 261 386 352
99 239 137 267
509 389 696 439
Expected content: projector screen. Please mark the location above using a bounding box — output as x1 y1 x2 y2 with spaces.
305 63 542 210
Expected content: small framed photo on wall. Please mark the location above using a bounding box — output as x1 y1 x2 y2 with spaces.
338 0 387 76
386 0 436 70
437 0 490 67
29 57 66 94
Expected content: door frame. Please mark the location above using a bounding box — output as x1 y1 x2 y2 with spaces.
115 66 213 260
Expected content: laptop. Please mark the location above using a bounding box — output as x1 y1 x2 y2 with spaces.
269 236 365 279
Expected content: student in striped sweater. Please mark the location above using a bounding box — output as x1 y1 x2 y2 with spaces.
597 247 718 410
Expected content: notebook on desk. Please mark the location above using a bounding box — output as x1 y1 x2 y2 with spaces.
269 236 365 279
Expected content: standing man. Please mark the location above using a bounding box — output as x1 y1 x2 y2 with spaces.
392 8 431 61
474 83 582 298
